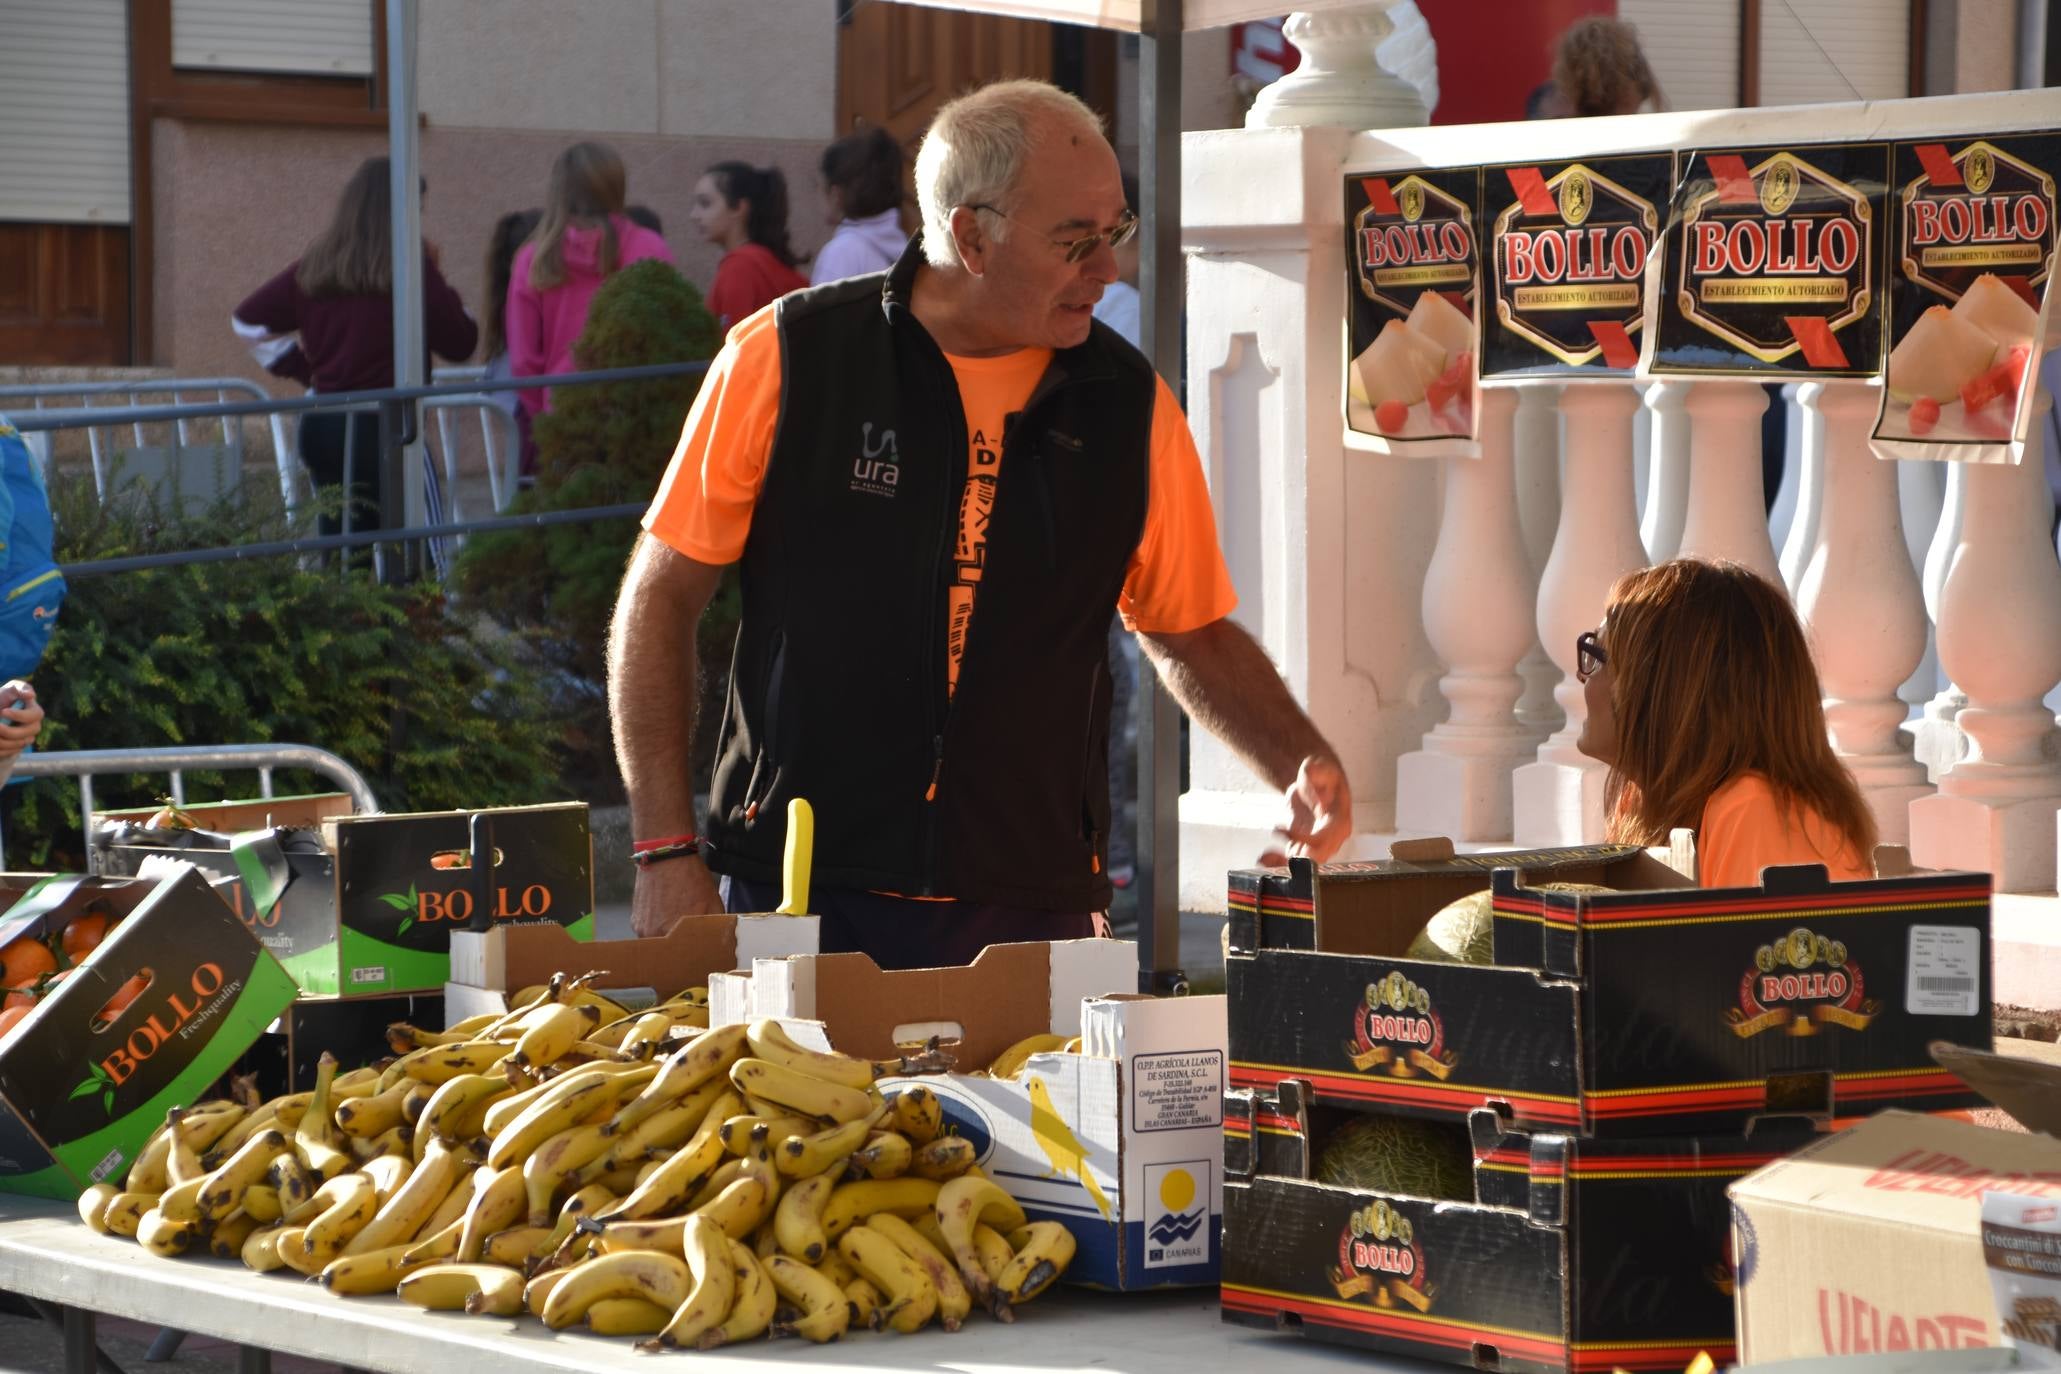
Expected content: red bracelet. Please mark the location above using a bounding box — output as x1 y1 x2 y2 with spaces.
632 833 699 854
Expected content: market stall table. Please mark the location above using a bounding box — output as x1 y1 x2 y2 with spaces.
0 1200 1388 1374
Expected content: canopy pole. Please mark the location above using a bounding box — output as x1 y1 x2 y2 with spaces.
1135 0 1187 995
385 0 425 582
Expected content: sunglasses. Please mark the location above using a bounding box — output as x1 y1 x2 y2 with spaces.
1575 630 1608 683
965 204 1139 263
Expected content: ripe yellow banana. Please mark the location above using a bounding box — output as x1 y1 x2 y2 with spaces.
320 1242 422 1296
241 1184 283 1223
987 1032 1072 1081
241 1221 292 1273
450 1165 525 1263
126 1127 174 1193
992 1220 1076 1309
344 1136 474 1257
844 1277 887 1331
891 1085 944 1144
935 1174 1027 1304
300 1171 380 1266
521 1121 614 1225
595 1092 736 1221
913 1136 978 1181
76 1183 119 1233
412 1158 481 1241
295 1054 356 1181
482 1224 556 1267
764 1254 850 1342
360 1151 415 1207
869 1211 972 1330
697 1238 776 1349
195 1127 289 1221
397 1263 526 1316
745 1019 879 1091
274 1226 321 1276
415 1074 513 1156
400 1039 513 1085
643 1214 736 1351
814 1250 858 1288
837 1222 938 1333
385 1020 477 1054
775 1116 873 1179
165 1108 206 1185
608 1025 749 1137
720 1113 815 1157
848 1131 914 1180
614 1010 678 1059
696 1172 775 1242
153 1176 208 1225
772 1171 835 1263
539 1249 695 1331
357 1124 415 1164
208 1212 261 1260
402 1216 463 1264
137 1206 202 1258
335 1079 412 1138
508 1001 592 1077
266 1152 316 1217
203 1099 289 1169
821 1176 942 1242
729 1058 873 1125
583 1297 671 1336
486 1070 620 1170
102 1190 158 1238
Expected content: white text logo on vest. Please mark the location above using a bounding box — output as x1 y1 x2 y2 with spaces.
851 422 900 498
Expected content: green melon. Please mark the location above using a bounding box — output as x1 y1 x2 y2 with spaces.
1405 890 1495 964
1315 1115 1474 1202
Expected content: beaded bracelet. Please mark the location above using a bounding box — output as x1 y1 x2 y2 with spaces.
631 833 700 868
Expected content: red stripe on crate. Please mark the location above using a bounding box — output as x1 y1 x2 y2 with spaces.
1222 1287 1569 1362
1539 885 1988 922
1565 1152 1785 1173
1585 1086 1766 1116
1834 1071 1967 1100
1570 1343 1736 1372
1228 1065 1583 1124
1256 1112 1300 1132
1223 1121 1252 1137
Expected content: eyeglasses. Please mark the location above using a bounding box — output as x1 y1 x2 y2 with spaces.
1575 630 1608 683
964 204 1139 263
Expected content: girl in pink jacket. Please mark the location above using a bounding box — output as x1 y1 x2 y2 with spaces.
506 141 674 423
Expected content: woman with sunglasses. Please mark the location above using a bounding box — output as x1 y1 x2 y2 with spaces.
692 162 810 331
1575 558 1875 888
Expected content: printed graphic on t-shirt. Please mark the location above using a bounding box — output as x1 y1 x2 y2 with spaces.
947 426 1003 695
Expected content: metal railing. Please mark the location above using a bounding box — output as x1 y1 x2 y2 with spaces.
5 743 380 869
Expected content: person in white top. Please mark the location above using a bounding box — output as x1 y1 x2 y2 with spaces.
1090 172 1141 347
810 127 910 286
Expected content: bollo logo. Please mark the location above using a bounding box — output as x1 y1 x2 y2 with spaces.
1330 1198 1434 1311
1345 970 1458 1081
80 962 231 1102
1728 925 1879 1038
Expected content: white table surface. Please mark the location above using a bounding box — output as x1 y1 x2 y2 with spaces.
0 1200 1399 1374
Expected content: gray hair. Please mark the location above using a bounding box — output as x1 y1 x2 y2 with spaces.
915 79 1106 270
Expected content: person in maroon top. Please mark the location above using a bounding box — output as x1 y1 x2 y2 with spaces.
690 162 809 332
234 156 477 559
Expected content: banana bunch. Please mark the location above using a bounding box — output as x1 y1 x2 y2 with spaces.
983 1033 1084 1080
73 984 1077 1343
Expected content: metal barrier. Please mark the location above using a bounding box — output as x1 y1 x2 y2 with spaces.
4 743 380 869
429 365 526 515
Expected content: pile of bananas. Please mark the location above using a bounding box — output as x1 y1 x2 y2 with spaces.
72 974 1076 1346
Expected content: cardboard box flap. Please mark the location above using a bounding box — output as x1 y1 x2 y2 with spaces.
1931 1040 2061 1137
451 912 816 996
93 793 355 836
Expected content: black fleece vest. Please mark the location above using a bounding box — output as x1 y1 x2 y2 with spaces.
701 240 1155 912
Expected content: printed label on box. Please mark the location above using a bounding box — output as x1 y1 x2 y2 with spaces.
1143 1160 1211 1269
1132 1050 1224 1133
350 966 387 987
1907 925 1982 1015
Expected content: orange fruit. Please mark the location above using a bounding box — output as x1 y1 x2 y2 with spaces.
94 973 148 1026
0 939 56 987
3 983 35 1011
0 1005 28 1040
61 915 107 961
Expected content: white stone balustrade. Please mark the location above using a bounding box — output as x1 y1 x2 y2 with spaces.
1641 381 1691 564
1898 459 1949 712
1678 381 1783 586
1395 388 1539 841
1793 382 1932 846
1777 382 1826 596
1513 385 1564 740
1909 390 2061 890
1911 462 1971 782
1513 383 1648 846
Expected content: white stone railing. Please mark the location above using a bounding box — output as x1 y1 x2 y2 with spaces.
1179 84 2061 904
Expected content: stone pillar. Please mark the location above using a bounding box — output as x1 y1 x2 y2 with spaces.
1513 384 1564 740
1777 384 1826 596
1245 5 1430 130
1911 462 1970 781
1641 380 1691 564
1513 384 1647 845
1793 382 1931 847
1897 458 1948 711
1909 390 2061 890
1395 389 1538 841
1678 381 1782 587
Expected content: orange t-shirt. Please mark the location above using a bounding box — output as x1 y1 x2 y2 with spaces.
1697 773 1871 889
644 302 1237 697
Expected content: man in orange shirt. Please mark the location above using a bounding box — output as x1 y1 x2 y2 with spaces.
608 79 1350 966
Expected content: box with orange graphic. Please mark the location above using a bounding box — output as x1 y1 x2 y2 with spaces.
1226 844 1992 1139
718 939 1228 1291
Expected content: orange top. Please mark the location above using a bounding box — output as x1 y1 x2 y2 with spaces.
1697 772 1871 889
645 302 1237 698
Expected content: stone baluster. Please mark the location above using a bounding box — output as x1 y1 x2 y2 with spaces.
1513 384 1564 741
1777 384 1826 596
1396 388 1537 840
1640 380 1691 564
1909 389 2061 890
1512 384 1648 845
1793 382 1931 847
1677 381 1782 587
1910 463 1970 781
1897 459 1948 712
1245 5 1430 130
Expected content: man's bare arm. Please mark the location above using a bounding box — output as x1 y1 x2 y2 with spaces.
1138 616 1352 863
608 534 728 934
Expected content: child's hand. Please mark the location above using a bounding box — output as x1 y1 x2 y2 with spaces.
0 680 45 758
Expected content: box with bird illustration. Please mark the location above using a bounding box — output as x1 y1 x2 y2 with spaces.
95 797 594 998
722 939 1229 1291
1219 1088 1810 1373
0 866 298 1199
1227 848 1993 1139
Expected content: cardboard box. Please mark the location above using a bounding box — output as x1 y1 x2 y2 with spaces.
245 992 446 1096
1220 1083 1809 1372
0 866 298 1198
1227 850 1993 1137
95 796 595 997
1729 1045 2061 1366
442 912 819 1024
723 940 1227 1291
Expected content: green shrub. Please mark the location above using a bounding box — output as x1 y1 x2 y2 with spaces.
3 471 566 869
454 257 733 800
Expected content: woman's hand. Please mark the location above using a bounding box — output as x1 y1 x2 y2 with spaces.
0 680 45 759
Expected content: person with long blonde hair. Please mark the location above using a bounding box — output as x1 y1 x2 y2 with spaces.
1575 558 1876 887
506 141 673 419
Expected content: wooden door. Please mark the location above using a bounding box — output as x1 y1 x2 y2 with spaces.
0 224 132 366
835 3 1115 147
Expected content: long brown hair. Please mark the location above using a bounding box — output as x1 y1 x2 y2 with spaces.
1552 16 1663 117
1599 559 1875 860
527 142 627 291
297 157 399 297
483 208 541 360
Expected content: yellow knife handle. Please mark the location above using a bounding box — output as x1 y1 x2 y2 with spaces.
777 797 814 915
